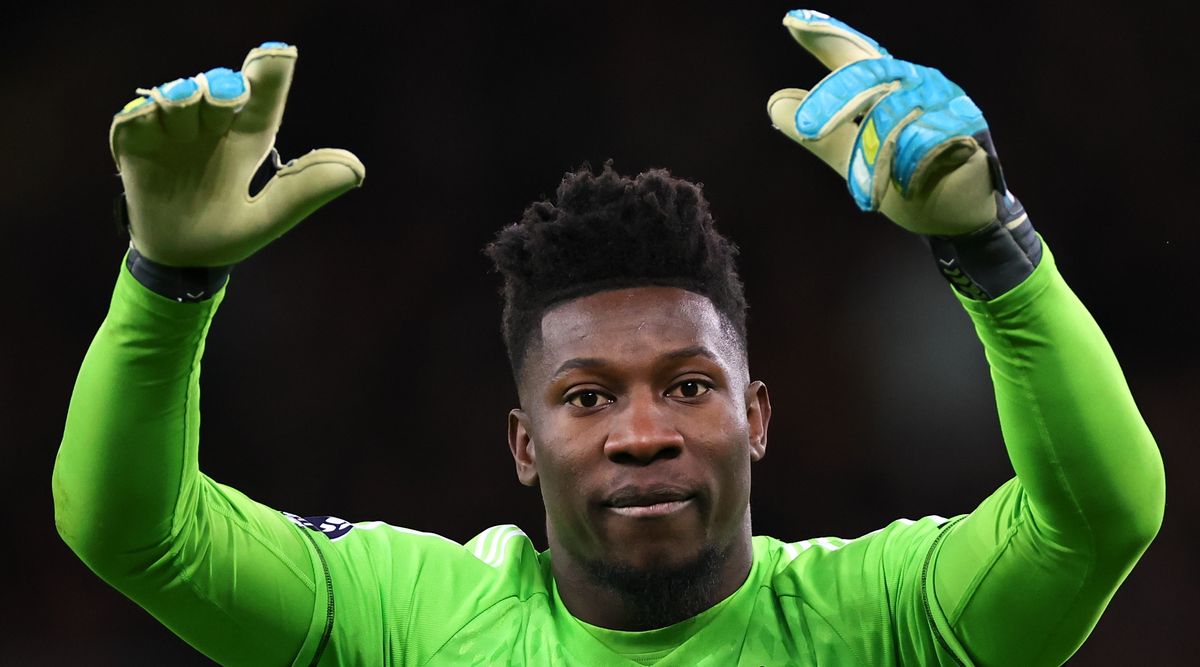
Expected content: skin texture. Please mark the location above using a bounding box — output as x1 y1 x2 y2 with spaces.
507 286 771 630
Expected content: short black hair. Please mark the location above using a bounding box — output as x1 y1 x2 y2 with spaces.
485 162 748 376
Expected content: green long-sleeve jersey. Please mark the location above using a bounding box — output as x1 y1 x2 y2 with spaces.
53 241 1164 666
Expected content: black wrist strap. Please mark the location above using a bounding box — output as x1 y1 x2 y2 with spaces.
925 131 1043 301
126 246 233 303
925 191 1042 301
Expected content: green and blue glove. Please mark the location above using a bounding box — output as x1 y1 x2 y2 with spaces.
111 41 364 297
768 10 1040 299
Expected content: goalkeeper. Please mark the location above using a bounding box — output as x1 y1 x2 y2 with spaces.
53 10 1164 666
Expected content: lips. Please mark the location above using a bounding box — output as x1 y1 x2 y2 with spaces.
607 498 693 518
604 484 695 509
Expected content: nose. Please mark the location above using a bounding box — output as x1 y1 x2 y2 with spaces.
604 390 685 464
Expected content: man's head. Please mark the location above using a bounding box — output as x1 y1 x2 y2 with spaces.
485 163 770 628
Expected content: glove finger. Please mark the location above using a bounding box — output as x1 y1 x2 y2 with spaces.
232 42 297 135
846 96 921 212
767 88 856 177
242 148 365 250
795 58 921 140
198 66 250 136
895 99 988 195
148 76 203 143
849 89 988 211
846 76 953 210
110 93 164 170
782 9 889 71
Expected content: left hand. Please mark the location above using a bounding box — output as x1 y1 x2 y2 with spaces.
767 9 1008 236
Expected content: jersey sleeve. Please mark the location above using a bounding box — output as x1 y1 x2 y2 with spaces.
52 255 329 666
924 239 1166 665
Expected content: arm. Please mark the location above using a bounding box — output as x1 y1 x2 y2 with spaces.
929 241 1164 665
53 256 328 666
53 42 363 665
766 10 1163 664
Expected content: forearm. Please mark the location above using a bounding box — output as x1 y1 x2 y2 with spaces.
53 252 222 561
931 240 1165 665
962 240 1164 549
52 255 323 665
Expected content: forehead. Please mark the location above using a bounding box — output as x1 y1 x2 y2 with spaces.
532 287 738 375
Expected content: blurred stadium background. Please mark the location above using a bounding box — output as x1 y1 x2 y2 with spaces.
2 1 1192 663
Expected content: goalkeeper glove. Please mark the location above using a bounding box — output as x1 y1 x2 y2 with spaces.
767 10 1040 298
111 42 364 268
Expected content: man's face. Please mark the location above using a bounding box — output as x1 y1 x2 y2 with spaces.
508 287 770 576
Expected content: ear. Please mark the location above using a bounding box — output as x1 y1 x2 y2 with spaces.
508 408 539 487
744 381 771 462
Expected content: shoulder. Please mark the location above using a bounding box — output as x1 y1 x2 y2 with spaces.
757 514 959 594
749 516 967 664
284 513 548 594
283 515 552 663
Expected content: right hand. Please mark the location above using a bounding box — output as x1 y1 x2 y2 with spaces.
111 42 365 267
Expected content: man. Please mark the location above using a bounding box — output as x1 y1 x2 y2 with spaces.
53 10 1163 666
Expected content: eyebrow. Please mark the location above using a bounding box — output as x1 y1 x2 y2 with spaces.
549 345 717 381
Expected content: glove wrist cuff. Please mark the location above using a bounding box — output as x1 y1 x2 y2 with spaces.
126 245 233 303
925 192 1042 300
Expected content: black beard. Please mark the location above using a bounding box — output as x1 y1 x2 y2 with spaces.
581 543 727 630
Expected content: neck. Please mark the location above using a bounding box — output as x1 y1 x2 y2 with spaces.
550 517 754 631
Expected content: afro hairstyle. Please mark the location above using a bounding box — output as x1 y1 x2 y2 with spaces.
485 162 748 377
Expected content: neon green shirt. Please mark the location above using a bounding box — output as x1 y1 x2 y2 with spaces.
53 241 1164 665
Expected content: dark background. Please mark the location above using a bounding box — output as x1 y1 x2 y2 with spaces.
3 1 1194 664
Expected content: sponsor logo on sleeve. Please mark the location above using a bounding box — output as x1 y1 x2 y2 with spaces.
282 512 355 541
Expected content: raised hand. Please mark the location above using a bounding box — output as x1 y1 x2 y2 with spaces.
111 42 365 267
767 10 1015 237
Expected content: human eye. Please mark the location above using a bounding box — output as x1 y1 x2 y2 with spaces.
564 389 614 409
665 379 713 399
